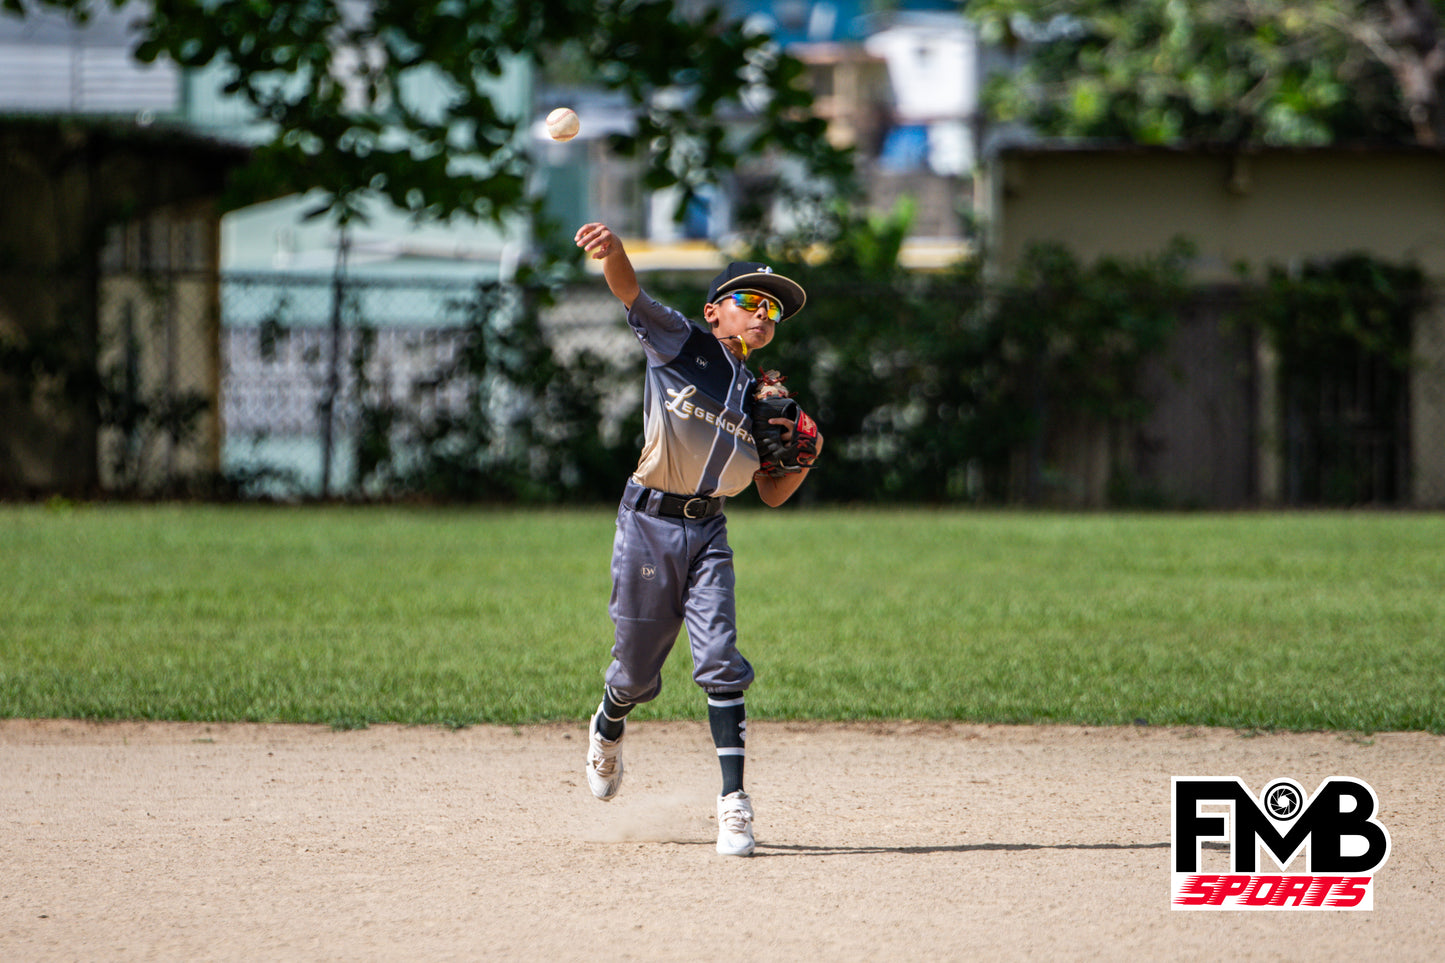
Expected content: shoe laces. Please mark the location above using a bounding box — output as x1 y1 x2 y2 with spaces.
719 800 753 833
589 739 619 778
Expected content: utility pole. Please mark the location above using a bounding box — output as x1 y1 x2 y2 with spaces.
320 227 350 497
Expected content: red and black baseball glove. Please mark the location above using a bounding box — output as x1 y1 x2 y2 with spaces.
751 369 821 478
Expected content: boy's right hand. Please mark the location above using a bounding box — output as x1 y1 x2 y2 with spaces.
575 222 619 260
576 222 640 308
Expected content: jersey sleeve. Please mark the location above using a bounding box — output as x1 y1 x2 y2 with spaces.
626 291 697 365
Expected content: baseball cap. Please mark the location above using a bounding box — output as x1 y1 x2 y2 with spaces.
707 261 807 321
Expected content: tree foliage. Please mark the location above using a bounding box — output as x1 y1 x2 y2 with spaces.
1243 254 1424 504
347 280 643 502
724 232 1194 503
968 0 1445 145
1251 253 1422 376
3 0 853 227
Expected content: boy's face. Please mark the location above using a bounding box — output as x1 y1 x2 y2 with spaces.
705 289 780 354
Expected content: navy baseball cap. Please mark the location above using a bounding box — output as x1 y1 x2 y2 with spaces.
707 261 807 321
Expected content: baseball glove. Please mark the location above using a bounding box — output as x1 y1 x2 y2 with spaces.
751 369 821 478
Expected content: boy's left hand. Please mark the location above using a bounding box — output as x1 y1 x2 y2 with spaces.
753 397 821 476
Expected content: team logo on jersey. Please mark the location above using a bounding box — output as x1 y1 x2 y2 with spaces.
640 563 657 581
695 355 708 368
664 384 754 444
1171 776 1391 910
665 385 699 414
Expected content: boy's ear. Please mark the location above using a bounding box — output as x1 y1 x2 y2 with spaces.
702 302 719 327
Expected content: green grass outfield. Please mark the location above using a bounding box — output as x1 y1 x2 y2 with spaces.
3 504 1442 732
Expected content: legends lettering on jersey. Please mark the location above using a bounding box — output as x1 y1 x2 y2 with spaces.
665 385 754 444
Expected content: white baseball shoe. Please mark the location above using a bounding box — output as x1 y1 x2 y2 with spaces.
585 704 624 801
716 791 755 856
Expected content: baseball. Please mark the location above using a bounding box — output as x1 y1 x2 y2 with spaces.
546 107 580 142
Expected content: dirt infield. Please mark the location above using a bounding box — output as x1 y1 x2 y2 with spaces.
2 719 1440 962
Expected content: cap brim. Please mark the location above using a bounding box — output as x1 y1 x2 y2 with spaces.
714 271 806 321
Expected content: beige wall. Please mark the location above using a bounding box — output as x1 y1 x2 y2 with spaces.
983 149 1445 280
97 282 221 490
979 146 1445 506
1 122 241 496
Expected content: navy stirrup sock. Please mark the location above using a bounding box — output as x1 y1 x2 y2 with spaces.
707 691 747 796
596 687 633 741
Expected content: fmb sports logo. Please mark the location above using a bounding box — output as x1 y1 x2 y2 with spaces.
1171 777 1391 910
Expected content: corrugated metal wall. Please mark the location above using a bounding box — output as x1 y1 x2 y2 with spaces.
0 42 178 115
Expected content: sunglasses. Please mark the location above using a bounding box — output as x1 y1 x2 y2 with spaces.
719 290 782 321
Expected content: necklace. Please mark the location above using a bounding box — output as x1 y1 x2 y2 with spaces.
723 335 750 360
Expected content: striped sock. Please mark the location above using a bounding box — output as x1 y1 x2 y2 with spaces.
596 687 633 741
707 692 747 796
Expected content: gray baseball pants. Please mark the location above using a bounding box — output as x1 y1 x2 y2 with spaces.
605 478 755 703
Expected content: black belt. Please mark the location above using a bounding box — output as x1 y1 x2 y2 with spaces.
634 487 724 519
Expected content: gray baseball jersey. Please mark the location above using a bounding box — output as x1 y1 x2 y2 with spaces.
626 292 762 496
603 291 762 703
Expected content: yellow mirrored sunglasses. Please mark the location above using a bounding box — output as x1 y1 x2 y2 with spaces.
719 290 782 321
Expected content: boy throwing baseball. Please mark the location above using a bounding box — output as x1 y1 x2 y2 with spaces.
575 222 821 856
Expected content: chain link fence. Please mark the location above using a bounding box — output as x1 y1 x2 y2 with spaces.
5 263 1438 505
220 272 631 498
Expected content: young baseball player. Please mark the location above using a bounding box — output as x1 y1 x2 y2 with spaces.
574 221 821 857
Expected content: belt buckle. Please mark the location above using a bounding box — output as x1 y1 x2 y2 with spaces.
682 496 710 519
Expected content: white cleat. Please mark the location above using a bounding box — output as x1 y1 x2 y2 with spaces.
585 705 624 801
716 791 755 856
